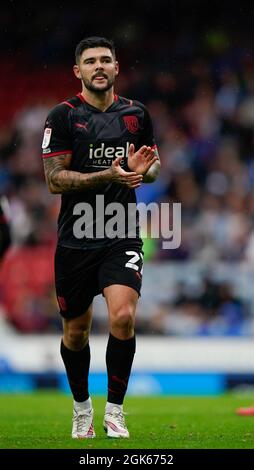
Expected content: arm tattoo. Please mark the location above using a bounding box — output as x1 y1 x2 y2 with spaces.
43 154 111 194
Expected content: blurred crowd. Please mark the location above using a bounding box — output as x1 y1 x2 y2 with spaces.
1 3 254 333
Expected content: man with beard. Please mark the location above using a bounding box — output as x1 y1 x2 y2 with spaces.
42 36 160 439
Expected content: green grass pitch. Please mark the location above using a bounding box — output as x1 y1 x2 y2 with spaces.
0 392 254 449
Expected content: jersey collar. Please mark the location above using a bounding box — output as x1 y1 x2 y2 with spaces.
76 92 119 112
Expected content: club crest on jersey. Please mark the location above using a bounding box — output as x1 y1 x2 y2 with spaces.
42 128 52 149
123 115 139 134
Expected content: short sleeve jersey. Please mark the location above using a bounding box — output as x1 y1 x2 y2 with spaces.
42 93 157 249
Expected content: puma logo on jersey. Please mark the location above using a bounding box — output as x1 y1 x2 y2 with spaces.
75 122 89 131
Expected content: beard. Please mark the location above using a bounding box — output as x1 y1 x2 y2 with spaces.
82 75 115 93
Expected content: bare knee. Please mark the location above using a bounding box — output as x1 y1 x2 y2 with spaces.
64 325 90 350
63 310 92 351
110 306 135 339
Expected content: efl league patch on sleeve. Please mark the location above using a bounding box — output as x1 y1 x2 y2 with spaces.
42 128 52 149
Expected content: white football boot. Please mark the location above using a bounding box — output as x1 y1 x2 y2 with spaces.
72 407 95 439
103 406 129 438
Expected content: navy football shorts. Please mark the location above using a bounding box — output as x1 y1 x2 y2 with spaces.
54 239 144 319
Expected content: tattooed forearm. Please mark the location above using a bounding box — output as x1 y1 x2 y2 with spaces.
43 154 111 193
50 169 111 193
143 149 161 183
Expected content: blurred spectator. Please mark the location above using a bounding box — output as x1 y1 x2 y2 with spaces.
150 278 248 336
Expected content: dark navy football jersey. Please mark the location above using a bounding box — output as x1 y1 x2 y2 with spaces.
42 93 157 249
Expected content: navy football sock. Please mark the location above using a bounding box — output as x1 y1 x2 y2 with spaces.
60 340 90 402
106 333 136 405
